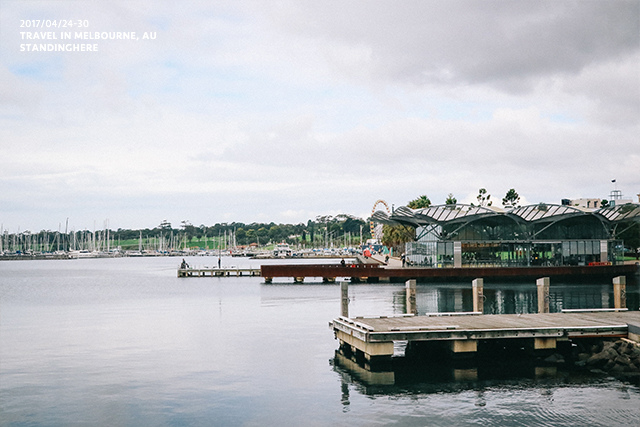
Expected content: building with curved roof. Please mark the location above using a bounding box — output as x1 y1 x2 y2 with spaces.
372 202 640 268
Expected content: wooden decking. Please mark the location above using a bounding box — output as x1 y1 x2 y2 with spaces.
333 311 639 342
330 310 640 362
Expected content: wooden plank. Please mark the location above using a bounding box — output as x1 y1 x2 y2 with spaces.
331 311 640 344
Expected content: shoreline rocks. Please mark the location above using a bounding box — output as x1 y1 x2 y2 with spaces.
576 339 640 381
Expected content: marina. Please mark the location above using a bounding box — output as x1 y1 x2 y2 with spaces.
1 256 639 426
5 1 640 425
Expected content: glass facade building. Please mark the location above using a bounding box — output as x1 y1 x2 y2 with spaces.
372 203 640 268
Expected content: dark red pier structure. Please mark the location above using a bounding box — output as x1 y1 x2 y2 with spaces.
260 263 639 283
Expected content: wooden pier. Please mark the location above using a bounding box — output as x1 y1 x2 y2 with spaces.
331 276 640 366
261 263 639 283
177 267 261 277
331 311 640 361
261 263 381 283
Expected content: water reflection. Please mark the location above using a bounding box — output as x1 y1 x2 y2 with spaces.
340 280 640 382
332 345 590 391
332 346 639 424
332 346 640 427
387 281 640 315
2 258 639 426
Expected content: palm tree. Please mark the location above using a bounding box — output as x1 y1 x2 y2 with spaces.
382 195 429 253
382 224 415 254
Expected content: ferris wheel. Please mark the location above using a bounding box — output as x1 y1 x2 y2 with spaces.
370 200 391 241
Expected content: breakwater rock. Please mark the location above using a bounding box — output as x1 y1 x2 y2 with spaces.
575 339 640 382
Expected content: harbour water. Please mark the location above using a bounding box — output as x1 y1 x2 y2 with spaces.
1 257 639 426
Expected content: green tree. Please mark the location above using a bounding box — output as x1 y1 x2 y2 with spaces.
445 193 457 205
181 220 196 242
269 226 279 242
600 199 610 208
236 228 247 244
502 189 521 209
382 224 415 254
256 227 268 243
408 195 431 209
307 220 315 243
337 214 365 234
474 188 492 207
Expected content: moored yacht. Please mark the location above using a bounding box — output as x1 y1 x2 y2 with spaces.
273 243 292 258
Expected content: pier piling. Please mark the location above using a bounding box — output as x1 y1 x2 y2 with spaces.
341 281 349 318
472 278 484 314
331 272 640 372
405 279 417 315
613 275 626 310
330 274 640 370
537 277 550 314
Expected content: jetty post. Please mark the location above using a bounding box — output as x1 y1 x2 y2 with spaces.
537 277 550 314
472 278 484 314
613 276 626 310
335 280 394 364
535 277 556 351
405 279 417 315
341 281 349 317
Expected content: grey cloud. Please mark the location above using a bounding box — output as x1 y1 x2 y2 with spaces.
2 1 638 231
264 0 639 129
274 1 638 88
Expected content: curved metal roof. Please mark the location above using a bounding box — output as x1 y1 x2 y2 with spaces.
508 204 589 222
413 204 501 224
373 203 640 228
598 203 640 222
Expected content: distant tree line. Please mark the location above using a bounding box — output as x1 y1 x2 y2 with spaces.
1 214 371 252
4 190 638 257
165 214 368 246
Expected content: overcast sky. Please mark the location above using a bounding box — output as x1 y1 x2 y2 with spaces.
1 0 639 232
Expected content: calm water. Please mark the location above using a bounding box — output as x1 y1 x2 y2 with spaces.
1 257 639 426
